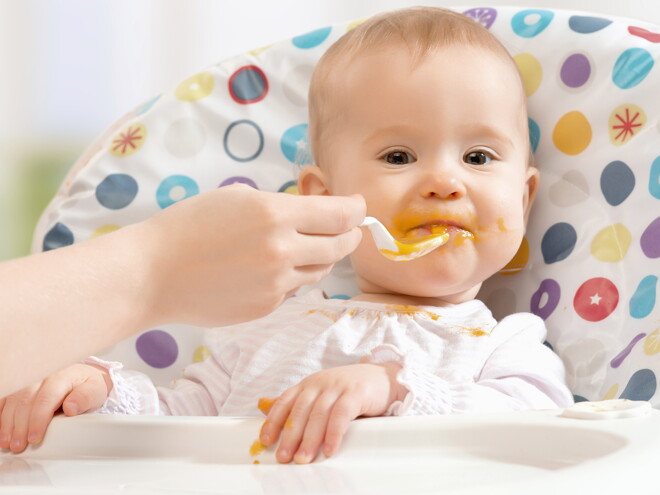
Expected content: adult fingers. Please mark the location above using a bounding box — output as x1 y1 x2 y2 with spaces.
61 376 109 417
292 228 363 268
292 195 366 235
323 393 361 458
293 392 338 464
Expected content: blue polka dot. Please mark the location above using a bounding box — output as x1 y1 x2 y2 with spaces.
541 222 577 264
600 161 635 206
136 95 161 115
511 9 554 38
220 176 258 189
43 222 74 251
292 27 332 49
528 118 540 153
96 174 139 210
229 66 268 104
620 369 656 401
223 120 264 162
612 48 654 89
630 275 657 319
156 175 199 209
568 15 612 34
649 156 660 200
281 124 312 164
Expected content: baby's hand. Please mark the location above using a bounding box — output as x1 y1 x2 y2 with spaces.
0 363 111 453
259 362 404 464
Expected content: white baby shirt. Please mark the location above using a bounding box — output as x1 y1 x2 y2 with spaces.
92 289 574 417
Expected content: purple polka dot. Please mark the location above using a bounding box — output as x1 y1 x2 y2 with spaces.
530 278 561 320
219 176 258 189
561 54 591 88
136 330 179 368
641 217 660 258
462 8 497 29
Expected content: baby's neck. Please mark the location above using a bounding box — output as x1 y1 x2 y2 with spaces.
351 292 465 307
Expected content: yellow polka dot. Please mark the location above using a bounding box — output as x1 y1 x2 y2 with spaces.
590 223 631 262
513 53 542 97
552 111 592 155
644 330 660 356
608 103 646 146
175 72 214 102
248 44 273 56
282 184 298 195
110 123 147 157
499 236 529 276
90 225 121 239
192 345 211 363
347 19 368 32
601 384 619 401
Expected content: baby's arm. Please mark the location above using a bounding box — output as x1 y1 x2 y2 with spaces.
0 363 111 453
368 314 574 416
89 351 231 417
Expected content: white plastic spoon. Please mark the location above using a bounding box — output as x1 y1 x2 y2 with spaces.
360 216 452 262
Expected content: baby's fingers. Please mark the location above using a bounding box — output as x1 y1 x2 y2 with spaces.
322 394 361 458
26 378 74 446
293 392 338 464
62 376 108 417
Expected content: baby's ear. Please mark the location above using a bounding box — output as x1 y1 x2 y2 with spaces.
298 165 330 196
523 166 540 225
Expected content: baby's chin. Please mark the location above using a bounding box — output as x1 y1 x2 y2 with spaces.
354 272 483 306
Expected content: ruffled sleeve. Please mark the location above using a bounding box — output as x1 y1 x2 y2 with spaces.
363 313 573 416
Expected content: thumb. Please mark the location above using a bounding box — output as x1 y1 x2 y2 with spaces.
62 378 109 416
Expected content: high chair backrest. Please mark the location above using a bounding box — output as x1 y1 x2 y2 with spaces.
33 6 660 404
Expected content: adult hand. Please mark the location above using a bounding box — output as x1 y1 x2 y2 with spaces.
142 184 366 327
258 362 405 464
0 184 364 399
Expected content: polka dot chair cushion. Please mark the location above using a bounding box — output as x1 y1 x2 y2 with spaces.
33 6 660 403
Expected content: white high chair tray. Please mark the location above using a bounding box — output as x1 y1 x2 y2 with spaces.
1 407 658 494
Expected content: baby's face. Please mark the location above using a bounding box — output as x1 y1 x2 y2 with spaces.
301 44 538 304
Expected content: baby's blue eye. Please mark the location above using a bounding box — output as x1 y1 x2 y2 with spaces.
384 151 415 165
464 151 491 165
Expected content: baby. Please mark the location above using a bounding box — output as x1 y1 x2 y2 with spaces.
0 7 573 463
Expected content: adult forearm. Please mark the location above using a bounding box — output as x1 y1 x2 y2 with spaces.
0 223 154 398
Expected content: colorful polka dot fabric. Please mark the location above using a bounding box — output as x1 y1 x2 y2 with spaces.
33 6 660 404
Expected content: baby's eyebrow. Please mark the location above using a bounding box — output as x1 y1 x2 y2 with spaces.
364 125 416 146
460 123 515 149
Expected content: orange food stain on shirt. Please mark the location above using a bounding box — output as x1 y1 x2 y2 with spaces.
253 460 260 464
384 305 440 321
306 309 339 322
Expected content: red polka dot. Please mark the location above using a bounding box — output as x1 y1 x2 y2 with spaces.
573 277 619 322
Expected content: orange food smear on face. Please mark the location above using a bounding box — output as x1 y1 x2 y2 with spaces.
284 417 295 430
250 439 267 457
497 218 507 232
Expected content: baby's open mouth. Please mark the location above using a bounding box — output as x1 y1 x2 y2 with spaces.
401 222 474 242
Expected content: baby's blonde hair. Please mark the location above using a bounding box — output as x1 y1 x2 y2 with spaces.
308 6 529 168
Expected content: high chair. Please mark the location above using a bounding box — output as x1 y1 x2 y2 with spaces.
4 5 659 494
